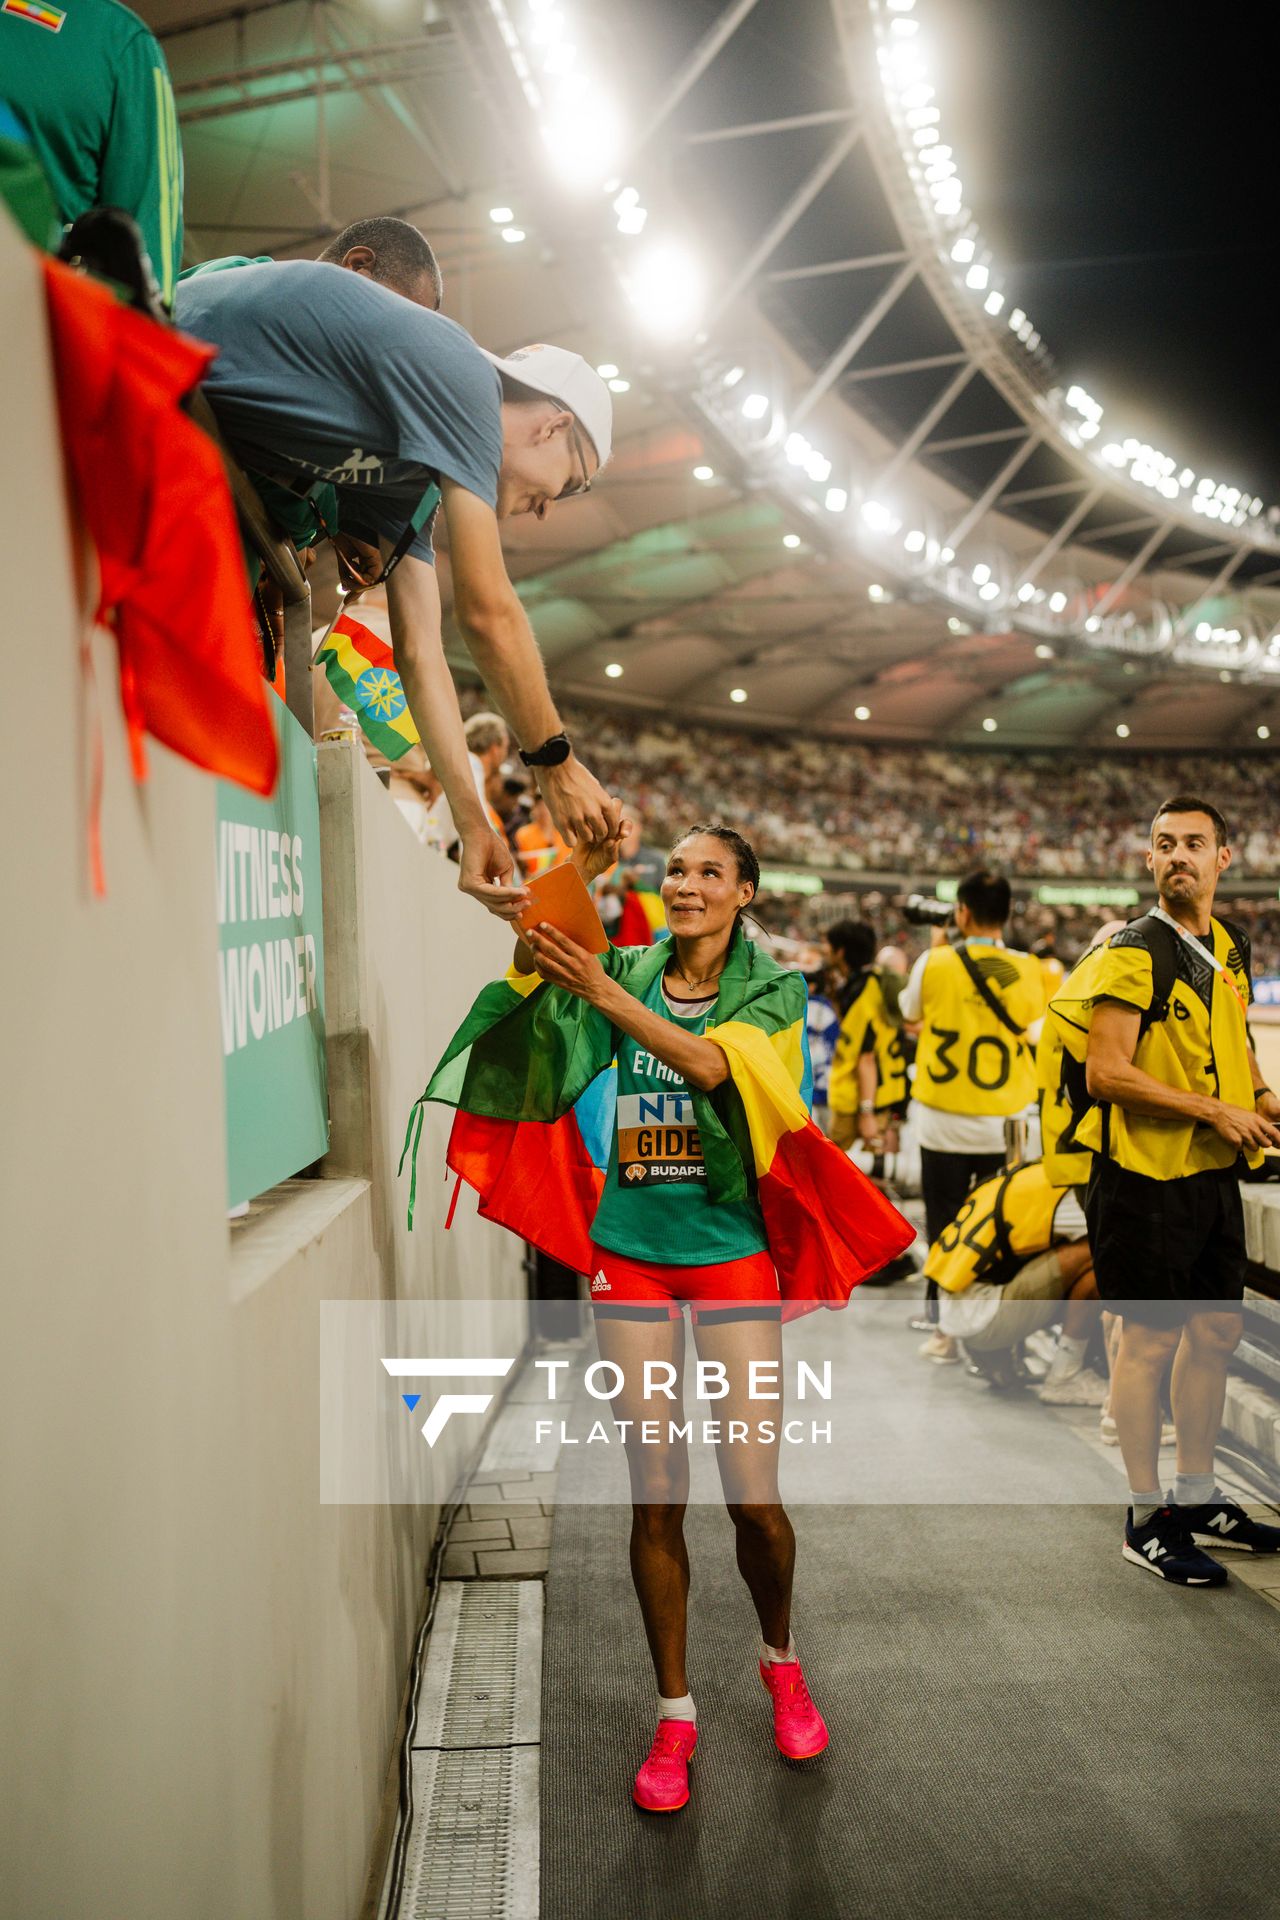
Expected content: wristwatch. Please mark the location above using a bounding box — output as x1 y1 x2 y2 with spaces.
518 730 572 769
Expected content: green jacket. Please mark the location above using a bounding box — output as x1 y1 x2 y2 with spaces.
1 0 183 300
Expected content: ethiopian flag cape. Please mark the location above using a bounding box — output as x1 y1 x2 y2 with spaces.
403 932 914 1315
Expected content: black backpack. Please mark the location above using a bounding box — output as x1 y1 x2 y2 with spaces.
1055 912 1245 1162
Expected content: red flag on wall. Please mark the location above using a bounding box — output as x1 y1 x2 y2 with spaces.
41 257 278 800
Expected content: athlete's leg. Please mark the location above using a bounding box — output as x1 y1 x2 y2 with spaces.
1110 1315 1182 1495
592 1309 691 1697
690 1309 794 1649
1170 1308 1244 1477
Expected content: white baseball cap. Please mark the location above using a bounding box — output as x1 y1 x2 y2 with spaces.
482 342 613 469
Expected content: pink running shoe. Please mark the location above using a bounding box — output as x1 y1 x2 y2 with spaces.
633 1718 697 1813
759 1658 829 1759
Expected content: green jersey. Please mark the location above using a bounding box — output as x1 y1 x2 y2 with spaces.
590 969 768 1266
0 0 183 300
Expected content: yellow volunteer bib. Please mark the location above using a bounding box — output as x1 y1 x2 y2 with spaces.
829 970 907 1115
923 1160 1068 1293
914 943 1047 1116
1036 1018 1093 1188
1047 916 1257 1180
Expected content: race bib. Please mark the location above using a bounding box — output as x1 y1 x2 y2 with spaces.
615 1090 706 1187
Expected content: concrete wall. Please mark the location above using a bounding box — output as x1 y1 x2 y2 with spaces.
0 213 522 1920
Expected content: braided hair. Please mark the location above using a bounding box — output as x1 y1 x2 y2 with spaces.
668 824 763 934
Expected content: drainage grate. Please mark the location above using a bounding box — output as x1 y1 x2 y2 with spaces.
402 1748 538 1920
415 1581 542 1750
392 1581 542 1919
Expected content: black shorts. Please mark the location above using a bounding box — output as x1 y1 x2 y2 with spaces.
1084 1157 1246 1327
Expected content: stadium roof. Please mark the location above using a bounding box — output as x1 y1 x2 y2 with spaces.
152 0 1280 751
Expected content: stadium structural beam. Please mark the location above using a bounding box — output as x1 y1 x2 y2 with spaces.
768 250 910 283
1078 513 1163 543
158 0 300 38
685 108 858 144
325 12 464 199
873 361 977 489
1000 478 1092 507
1167 542 1239 569
924 426 1027 455
172 36 437 95
1013 484 1107 590
943 431 1042 554
1195 543 1253 605
842 350 966 382
790 256 917 423
706 121 863 327
1090 519 1177 619
631 0 765 157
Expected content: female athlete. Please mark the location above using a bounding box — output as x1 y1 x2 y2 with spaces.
415 822 911 1813
520 826 831 1814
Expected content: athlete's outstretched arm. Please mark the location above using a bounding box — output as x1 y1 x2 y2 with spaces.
522 924 730 1091
1086 999 1280 1151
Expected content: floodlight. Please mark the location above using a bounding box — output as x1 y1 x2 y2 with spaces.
693 465 714 481
1115 724 1130 738
489 206 514 223
1035 644 1054 659
951 236 975 263
1048 593 1067 612
855 705 871 720
1258 726 1271 740
783 533 802 549
982 717 997 732
501 228 526 243
742 392 770 421
965 263 989 290
596 363 618 378
984 291 1004 315
623 241 704 336
730 688 748 703
608 378 630 392
605 663 623 678
825 488 849 513
971 563 991 585
904 529 925 552
979 581 1000 601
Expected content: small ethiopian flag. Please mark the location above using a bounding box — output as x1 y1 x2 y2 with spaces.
314 612 419 761
3 0 66 27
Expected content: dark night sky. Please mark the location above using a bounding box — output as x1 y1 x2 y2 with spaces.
932 0 1279 496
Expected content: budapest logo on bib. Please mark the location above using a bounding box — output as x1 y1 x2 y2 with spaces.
616 1091 706 1187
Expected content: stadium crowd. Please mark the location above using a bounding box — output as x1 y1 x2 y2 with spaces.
552 701 1280 881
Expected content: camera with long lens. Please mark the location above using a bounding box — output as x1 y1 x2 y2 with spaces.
904 892 953 929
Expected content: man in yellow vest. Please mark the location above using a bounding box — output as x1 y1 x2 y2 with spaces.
926 1160 1104 1402
825 920 908 1154
900 869 1047 1361
1049 795 1280 1586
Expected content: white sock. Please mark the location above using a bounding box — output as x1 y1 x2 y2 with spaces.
1045 1333 1089 1383
761 1637 795 1664
658 1692 695 1723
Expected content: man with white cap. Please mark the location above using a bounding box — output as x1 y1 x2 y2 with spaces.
175 260 621 918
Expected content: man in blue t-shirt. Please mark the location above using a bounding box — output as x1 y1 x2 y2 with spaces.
176 260 621 916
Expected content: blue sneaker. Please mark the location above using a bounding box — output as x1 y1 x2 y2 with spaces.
1122 1506 1228 1586
1170 1490 1280 1555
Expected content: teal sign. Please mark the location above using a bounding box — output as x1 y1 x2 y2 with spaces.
216 698 328 1206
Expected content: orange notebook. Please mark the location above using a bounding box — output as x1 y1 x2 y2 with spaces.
517 862 609 954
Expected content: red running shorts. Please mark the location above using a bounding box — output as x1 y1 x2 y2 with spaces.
587 1243 781 1321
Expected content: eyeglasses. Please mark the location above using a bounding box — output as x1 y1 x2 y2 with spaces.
556 415 594 501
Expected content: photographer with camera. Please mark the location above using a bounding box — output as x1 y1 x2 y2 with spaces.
900 870 1048 1361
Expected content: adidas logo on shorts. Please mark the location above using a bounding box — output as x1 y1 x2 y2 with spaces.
591 1271 611 1293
